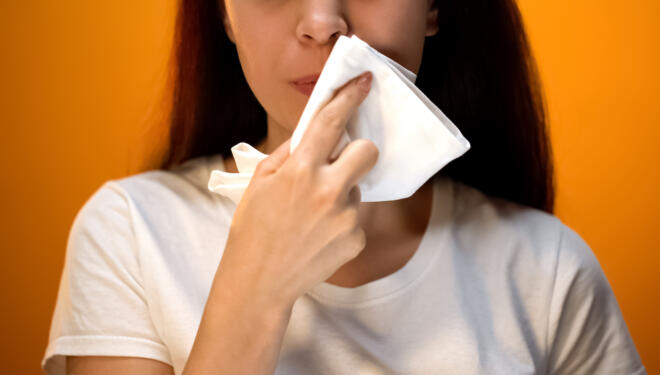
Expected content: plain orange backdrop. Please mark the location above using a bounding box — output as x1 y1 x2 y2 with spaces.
1 1 658 373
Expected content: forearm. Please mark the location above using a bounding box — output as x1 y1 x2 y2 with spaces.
182 267 293 375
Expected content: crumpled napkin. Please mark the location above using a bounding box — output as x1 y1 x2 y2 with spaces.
208 34 470 205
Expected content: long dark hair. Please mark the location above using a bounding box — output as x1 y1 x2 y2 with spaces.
159 0 555 213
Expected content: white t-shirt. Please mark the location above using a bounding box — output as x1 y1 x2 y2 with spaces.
41 154 646 374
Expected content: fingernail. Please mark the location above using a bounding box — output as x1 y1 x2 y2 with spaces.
357 72 372 92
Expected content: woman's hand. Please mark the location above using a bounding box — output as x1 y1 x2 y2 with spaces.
217 71 377 311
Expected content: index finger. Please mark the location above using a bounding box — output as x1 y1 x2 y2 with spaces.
293 71 373 166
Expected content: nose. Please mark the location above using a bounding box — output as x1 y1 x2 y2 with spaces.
296 0 349 46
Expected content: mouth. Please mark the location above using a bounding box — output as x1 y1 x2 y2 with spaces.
290 73 321 96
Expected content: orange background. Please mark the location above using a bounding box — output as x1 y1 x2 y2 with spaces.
1 1 658 373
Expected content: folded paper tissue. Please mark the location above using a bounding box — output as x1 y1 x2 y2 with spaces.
208 34 470 205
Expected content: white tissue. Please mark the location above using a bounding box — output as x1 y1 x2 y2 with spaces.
208 34 470 205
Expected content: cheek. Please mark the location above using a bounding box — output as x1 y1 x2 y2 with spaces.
235 33 306 130
233 10 281 86
348 1 429 73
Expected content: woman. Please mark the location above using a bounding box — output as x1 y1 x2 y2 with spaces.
42 0 645 374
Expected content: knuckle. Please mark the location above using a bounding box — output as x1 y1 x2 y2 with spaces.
368 144 379 167
341 207 360 230
366 139 379 158
358 139 379 163
315 183 341 208
348 228 367 257
279 157 315 188
355 228 367 250
348 185 361 204
346 87 362 102
319 107 343 128
254 158 272 175
287 157 314 177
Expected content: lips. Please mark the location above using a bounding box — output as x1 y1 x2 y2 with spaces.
290 73 320 96
291 73 320 85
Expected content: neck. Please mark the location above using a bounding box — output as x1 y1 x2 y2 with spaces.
255 115 291 155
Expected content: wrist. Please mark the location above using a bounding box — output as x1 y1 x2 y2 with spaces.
211 265 294 327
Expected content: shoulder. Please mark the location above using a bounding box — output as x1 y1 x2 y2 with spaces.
73 154 233 243
446 181 648 373
112 155 222 204
84 154 228 215
450 179 565 252
447 179 600 287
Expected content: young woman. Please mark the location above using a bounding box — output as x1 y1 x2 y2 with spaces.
42 0 646 374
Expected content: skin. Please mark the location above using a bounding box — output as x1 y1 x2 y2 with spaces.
222 0 440 287
67 0 439 372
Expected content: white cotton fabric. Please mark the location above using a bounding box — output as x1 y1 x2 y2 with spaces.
42 155 646 375
208 35 470 205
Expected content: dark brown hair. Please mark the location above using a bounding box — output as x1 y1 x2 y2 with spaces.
159 0 555 213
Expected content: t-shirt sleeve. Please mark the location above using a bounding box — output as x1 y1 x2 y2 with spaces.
545 223 646 374
41 181 172 374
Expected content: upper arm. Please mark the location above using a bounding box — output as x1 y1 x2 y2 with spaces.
545 223 646 374
66 356 174 375
42 182 172 374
